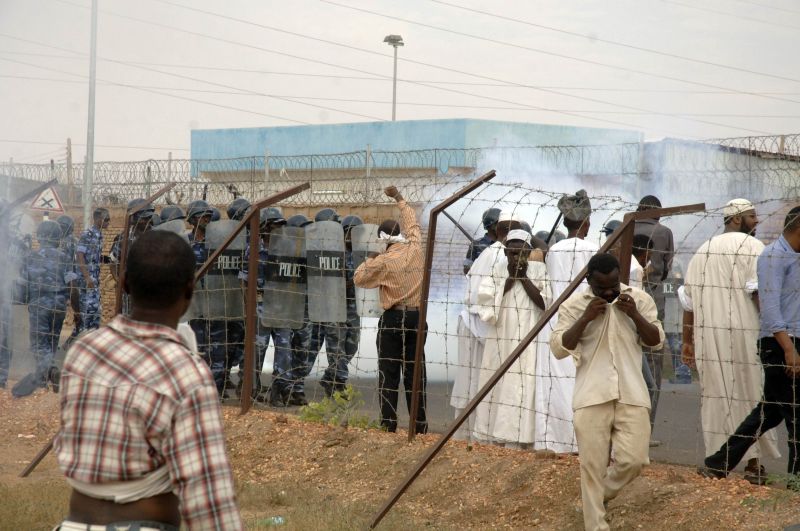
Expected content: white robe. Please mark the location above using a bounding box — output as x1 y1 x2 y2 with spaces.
538 237 599 453
473 260 550 444
451 242 505 437
684 232 780 460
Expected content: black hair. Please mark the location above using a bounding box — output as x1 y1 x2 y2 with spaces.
632 234 653 256
637 195 662 211
587 253 620 278
126 231 195 309
784 206 800 232
378 219 400 236
563 217 587 231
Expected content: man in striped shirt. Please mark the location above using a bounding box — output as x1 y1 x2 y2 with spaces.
354 186 428 434
54 230 242 530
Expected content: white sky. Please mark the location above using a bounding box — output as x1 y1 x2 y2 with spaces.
1 0 799 163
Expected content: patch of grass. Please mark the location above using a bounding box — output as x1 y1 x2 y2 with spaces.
0 479 70 528
237 482 411 530
298 385 382 430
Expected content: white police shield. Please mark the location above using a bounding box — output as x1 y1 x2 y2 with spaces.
204 220 246 320
350 223 385 317
261 226 306 329
153 219 189 242
305 221 346 323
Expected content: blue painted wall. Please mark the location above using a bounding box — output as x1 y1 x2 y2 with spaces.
190 119 643 160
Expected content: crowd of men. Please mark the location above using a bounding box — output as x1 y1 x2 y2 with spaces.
453 192 800 530
1 186 799 530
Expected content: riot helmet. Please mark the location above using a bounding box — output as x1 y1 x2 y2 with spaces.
210 208 221 222
551 230 566 243
55 215 74 238
601 219 622 236
227 197 251 221
36 220 62 246
314 208 340 223
260 207 286 230
160 205 185 223
519 221 532 234
287 214 312 228
482 208 502 230
534 230 550 242
127 198 155 221
186 199 214 226
341 215 363 232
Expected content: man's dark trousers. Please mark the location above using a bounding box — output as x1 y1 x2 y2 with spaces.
376 308 428 434
705 336 800 475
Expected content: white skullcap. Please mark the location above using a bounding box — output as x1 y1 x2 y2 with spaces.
723 198 755 218
505 229 532 246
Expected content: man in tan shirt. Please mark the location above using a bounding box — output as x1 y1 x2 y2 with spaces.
354 186 427 433
551 253 664 531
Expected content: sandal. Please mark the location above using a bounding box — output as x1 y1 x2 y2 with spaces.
743 464 767 486
697 466 727 480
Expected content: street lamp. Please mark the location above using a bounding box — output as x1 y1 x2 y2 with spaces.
383 34 404 121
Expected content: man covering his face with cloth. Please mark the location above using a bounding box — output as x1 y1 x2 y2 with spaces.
354 186 428 434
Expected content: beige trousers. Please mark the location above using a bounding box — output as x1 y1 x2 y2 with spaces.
573 401 650 531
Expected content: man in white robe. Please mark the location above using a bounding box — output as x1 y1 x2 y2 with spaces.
539 190 597 453
473 230 549 447
681 198 780 483
451 211 520 439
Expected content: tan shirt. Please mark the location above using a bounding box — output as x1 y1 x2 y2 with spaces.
353 199 424 309
550 284 665 411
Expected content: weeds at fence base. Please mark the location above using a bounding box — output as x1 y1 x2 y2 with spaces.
298 385 382 430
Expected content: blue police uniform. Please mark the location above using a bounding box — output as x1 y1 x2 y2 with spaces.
24 244 76 384
463 233 493 271
295 249 360 392
240 243 293 396
75 226 103 331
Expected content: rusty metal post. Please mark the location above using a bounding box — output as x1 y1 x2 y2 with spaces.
241 213 260 414
114 183 177 315
372 202 705 528
407 170 496 441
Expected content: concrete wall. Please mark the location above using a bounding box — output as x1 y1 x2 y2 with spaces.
190 119 643 161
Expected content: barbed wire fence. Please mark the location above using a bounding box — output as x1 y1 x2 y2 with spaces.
3 136 800 483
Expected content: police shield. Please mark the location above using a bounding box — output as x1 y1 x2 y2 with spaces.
261 226 306 329
153 219 188 241
305 221 346 323
350 223 385 317
204 220 245 320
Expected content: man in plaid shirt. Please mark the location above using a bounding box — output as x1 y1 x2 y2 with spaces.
54 230 242 530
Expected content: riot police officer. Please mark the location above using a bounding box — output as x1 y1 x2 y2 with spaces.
12 220 77 397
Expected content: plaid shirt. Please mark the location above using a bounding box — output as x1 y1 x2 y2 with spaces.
353 199 424 308
54 315 242 530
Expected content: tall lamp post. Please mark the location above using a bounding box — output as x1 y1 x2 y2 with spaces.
383 34 404 121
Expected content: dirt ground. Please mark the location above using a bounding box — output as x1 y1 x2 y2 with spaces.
2 389 800 530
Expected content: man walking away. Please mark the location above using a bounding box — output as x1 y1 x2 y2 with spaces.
354 186 427 434
551 253 664 531
682 198 779 483
699 206 800 482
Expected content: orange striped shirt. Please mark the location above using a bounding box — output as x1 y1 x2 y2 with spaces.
354 199 424 309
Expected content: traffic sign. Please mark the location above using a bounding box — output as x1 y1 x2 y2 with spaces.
29 186 64 213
